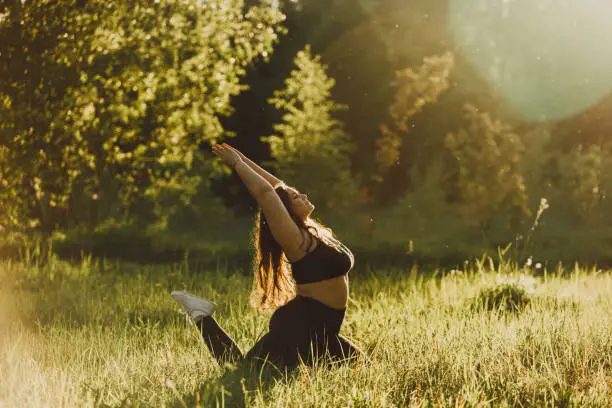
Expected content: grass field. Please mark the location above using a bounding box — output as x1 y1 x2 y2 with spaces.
1 254 612 407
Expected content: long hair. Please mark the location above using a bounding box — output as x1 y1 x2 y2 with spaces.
250 184 345 311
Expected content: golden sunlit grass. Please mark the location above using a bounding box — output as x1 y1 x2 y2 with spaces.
1 253 612 407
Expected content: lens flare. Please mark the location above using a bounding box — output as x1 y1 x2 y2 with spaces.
449 0 612 122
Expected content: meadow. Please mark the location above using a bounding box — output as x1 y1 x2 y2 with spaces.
1 252 612 407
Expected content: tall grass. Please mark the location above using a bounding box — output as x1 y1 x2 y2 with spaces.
1 252 612 407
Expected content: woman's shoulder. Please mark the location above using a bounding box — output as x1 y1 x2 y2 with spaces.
287 229 320 263
300 228 320 253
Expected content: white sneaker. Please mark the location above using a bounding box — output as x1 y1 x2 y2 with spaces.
170 291 216 322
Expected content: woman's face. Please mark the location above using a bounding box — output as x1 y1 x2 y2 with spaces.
286 187 314 221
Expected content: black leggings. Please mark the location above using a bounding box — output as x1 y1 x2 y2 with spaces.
197 295 364 370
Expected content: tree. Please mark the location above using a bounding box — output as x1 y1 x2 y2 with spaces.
264 46 357 213
445 104 529 229
521 143 612 263
0 0 284 233
375 52 454 182
554 145 609 221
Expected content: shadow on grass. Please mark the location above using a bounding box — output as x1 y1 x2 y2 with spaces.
172 347 372 407
174 361 299 408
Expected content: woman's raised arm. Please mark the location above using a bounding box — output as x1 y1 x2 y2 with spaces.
224 144 282 188
212 144 273 198
211 143 306 259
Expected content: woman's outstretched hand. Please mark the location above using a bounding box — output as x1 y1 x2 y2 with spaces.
212 143 242 168
224 144 246 161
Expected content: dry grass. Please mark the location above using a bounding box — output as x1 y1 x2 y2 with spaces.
1 255 611 407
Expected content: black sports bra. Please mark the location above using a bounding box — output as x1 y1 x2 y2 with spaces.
289 233 354 284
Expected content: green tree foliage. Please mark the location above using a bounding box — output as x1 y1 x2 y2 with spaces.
367 52 462 257
264 46 357 213
527 143 612 262
375 52 454 182
377 157 468 260
0 0 284 233
555 145 610 221
445 104 529 228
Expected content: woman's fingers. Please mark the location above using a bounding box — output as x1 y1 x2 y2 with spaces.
211 144 238 167
223 143 239 151
212 145 224 158
212 144 240 164
223 144 246 160
216 143 238 157
213 143 234 151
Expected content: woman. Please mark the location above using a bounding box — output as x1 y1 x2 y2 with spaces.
171 143 365 370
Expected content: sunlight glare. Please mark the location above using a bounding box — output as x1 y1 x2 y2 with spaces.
449 0 612 122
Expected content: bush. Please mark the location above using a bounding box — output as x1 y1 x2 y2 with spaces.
467 283 531 314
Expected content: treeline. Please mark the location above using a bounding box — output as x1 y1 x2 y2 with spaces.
0 0 284 233
1 0 611 266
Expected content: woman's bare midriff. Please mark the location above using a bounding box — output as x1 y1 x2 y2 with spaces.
295 274 349 310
